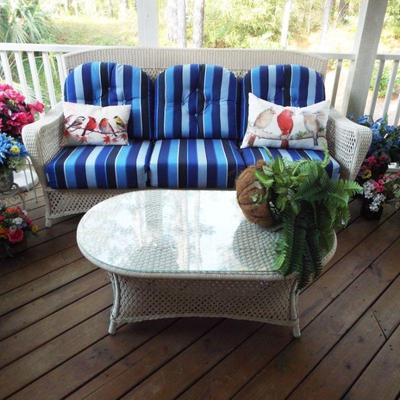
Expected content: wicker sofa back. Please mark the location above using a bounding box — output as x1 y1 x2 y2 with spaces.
22 48 372 226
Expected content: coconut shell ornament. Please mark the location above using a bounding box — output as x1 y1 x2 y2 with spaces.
236 160 275 228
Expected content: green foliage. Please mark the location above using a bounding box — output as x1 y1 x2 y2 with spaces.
0 0 55 43
255 149 362 289
369 63 400 98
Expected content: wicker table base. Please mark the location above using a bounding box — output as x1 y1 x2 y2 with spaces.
77 191 337 339
108 274 301 337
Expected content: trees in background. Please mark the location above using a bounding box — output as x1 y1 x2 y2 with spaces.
0 0 54 43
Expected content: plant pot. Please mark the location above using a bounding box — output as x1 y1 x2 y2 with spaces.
360 197 383 220
0 168 14 192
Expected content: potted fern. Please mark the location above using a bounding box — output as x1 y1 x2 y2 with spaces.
252 150 361 289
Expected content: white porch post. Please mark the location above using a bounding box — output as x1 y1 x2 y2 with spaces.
343 0 387 117
136 0 159 47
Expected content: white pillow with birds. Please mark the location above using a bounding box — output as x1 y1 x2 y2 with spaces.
241 93 330 150
62 102 131 146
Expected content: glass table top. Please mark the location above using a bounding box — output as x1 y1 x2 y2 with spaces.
77 190 283 277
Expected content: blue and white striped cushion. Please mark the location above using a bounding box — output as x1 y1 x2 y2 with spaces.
241 147 340 180
64 62 152 140
154 64 238 140
149 139 245 188
240 64 326 138
45 142 153 189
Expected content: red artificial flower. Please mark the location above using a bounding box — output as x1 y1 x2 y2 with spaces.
7 227 24 244
5 206 20 215
0 215 5 222
29 100 45 114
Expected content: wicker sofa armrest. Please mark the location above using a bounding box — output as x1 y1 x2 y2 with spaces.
326 108 372 180
22 103 64 186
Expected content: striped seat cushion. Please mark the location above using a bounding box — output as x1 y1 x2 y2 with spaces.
155 64 238 140
149 139 245 188
45 142 153 189
64 62 152 140
240 64 326 138
241 147 340 180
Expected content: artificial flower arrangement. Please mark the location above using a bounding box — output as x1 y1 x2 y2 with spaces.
0 84 44 140
362 172 400 217
0 133 28 171
0 204 38 257
357 154 390 183
237 149 361 288
357 115 400 163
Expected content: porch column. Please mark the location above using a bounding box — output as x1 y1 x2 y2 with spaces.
343 0 387 117
136 0 159 47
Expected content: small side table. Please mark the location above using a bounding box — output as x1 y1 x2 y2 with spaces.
0 183 26 209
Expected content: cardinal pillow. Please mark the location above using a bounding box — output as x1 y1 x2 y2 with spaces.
241 93 330 150
62 102 131 146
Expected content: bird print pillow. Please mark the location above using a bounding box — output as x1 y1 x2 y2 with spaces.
62 102 131 146
241 93 330 150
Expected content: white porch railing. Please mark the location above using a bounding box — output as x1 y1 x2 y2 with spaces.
1 43 400 124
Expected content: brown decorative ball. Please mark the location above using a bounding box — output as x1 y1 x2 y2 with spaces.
236 160 275 228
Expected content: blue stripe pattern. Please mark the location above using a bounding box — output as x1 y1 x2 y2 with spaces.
64 62 152 140
154 64 238 140
45 142 153 189
241 147 340 180
240 64 325 138
149 139 245 188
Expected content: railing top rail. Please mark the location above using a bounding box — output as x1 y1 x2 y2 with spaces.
1 43 399 62
0 43 102 53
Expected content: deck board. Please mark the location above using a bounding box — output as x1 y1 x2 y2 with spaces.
0 196 399 400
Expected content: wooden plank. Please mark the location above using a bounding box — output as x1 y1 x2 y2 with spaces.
343 324 400 400
0 285 112 369
0 246 82 295
10 319 176 400
0 258 96 316
67 318 222 400
0 269 108 340
231 238 400 400
287 276 400 400
0 231 77 275
176 214 400 400
0 310 112 399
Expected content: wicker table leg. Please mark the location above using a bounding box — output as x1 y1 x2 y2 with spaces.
108 273 121 335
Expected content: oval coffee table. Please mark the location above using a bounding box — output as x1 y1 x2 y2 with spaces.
77 190 336 338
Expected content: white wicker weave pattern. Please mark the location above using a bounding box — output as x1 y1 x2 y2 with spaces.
77 190 337 337
21 47 371 225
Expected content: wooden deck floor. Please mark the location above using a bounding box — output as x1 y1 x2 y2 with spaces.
0 189 400 400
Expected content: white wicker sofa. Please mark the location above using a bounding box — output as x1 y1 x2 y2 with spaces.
22 47 371 227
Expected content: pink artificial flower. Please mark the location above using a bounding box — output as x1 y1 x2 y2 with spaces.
4 88 25 103
366 156 377 167
373 179 385 193
7 227 24 244
0 83 13 91
28 100 45 114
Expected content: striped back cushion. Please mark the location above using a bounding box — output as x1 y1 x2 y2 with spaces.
240 64 325 138
64 62 152 140
154 64 238 140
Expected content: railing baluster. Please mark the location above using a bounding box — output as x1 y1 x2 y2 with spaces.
0 51 13 83
331 59 342 107
394 94 400 125
382 59 399 117
42 52 57 107
14 52 30 99
55 53 66 94
27 51 43 102
369 59 385 118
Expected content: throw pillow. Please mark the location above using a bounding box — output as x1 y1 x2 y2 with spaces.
62 102 131 146
241 93 330 150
